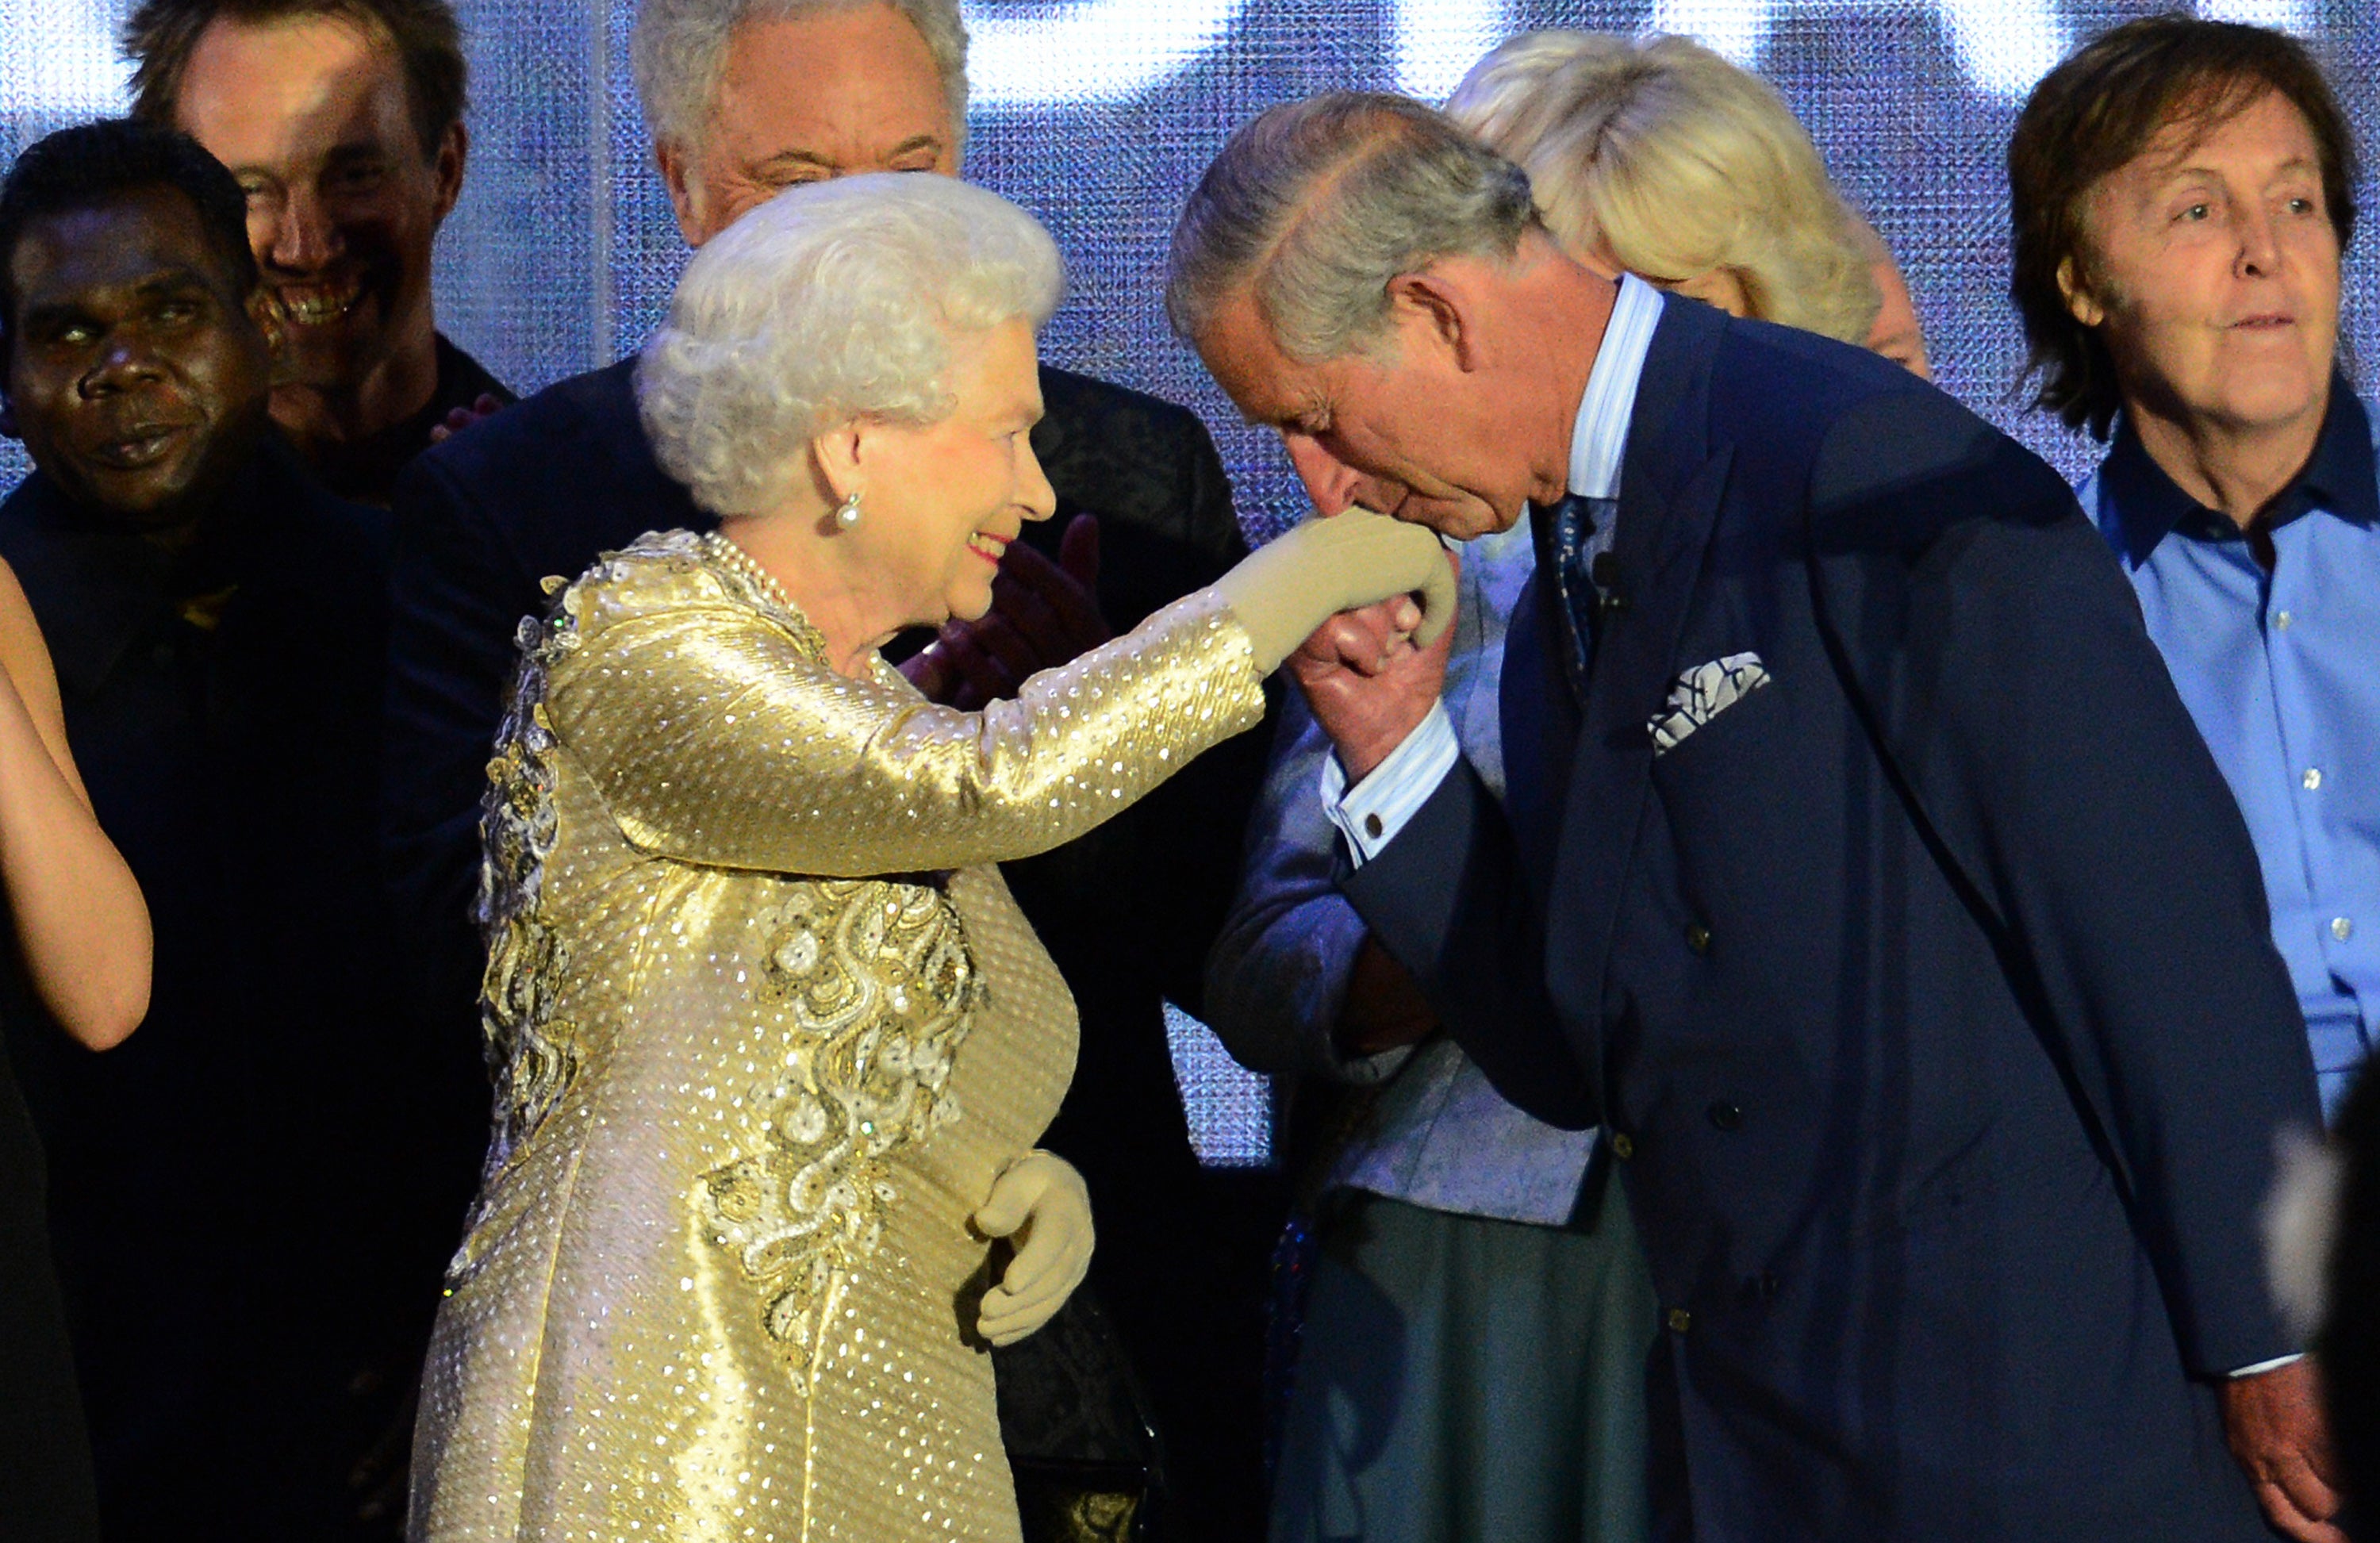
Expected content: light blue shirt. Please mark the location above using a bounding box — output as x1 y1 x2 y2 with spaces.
2083 385 2380 1122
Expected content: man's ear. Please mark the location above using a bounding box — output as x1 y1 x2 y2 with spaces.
1385 269 1475 370
429 119 469 226
2058 255 2107 328
655 141 710 248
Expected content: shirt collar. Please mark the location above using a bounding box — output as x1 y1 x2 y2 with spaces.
0 436 301 697
2102 372 2378 565
1565 274 1665 501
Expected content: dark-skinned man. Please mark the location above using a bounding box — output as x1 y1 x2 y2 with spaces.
0 119 449 1539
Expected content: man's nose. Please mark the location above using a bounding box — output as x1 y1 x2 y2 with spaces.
265 184 340 273
2236 200 2282 278
1283 432 1367 515
80 334 165 396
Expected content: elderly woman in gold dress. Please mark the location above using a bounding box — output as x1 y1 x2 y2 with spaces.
408 173 1451 1541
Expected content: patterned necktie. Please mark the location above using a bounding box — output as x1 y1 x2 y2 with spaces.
1537 492 1620 700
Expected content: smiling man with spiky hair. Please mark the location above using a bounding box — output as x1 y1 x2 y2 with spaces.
123 0 512 505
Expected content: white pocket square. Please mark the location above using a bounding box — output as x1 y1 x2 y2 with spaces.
1648 653 1769 755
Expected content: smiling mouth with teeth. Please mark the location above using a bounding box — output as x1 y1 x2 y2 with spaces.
966 532 1010 565
274 282 364 325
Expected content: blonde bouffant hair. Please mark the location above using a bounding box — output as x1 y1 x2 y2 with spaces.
1446 31 1879 345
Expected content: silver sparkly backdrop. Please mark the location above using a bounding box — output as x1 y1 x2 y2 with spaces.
6 0 2378 1163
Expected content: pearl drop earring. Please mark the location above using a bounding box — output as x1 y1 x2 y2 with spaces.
835 492 863 530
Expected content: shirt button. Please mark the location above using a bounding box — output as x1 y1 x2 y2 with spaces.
2276 610 2294 630
1686 923 1713 954
1609 1132 1634 1160
2305 768 2324 791
2334 916 2355 942
1667 1307 1693 1333
1363 812 1384 839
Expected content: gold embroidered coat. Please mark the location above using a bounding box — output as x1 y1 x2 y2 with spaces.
409 530 1266 1542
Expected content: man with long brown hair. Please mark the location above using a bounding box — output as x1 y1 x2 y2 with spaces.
2013 25 2363 1534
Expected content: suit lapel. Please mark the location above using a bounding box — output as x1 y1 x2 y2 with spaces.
1498 570 1575 905
1541 300 1736 1048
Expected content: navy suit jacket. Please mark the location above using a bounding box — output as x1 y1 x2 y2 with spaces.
1346 297 2323 1541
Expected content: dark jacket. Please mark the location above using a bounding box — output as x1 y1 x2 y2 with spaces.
308 334 514 508
382 355 1278 1535
1346 297 2323 1541
0 438 450 1538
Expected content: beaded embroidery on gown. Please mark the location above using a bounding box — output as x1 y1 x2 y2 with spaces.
409 530 1265 1541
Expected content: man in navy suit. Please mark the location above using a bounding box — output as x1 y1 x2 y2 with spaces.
1170 91 2331 1541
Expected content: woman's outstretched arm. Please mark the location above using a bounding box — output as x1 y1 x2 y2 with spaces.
557 584 1270 880
550 512 1450 881
0 558 150 1049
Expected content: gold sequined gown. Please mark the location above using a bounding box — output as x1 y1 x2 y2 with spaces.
410 529 1266 1542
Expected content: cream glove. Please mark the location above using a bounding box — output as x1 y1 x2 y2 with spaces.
972 1150 1095 1346
1211 508 1457 673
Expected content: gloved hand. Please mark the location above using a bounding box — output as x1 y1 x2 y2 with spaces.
971 1150 1094 1346
1211 508 1457 674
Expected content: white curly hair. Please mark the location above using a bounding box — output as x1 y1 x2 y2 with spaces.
636 172 1063 518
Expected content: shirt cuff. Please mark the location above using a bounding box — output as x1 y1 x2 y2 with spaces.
2229 1353 2305 1378
1319 700 1457 869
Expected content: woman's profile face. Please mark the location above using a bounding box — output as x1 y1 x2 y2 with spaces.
850 317 1056 631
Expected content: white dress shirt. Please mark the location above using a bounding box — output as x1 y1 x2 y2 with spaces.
1323 274 1665 858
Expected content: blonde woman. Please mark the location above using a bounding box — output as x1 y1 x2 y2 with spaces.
1448 30 1883 347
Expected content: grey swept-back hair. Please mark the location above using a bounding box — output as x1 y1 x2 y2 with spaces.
631 0 969 159
637 173 1062 518
1166 90 1538 362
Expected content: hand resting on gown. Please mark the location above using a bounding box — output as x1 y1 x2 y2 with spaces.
971 1150 1095 1345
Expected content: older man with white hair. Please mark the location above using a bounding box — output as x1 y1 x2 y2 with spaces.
1173 90 2328 1543
382 3 1276 1534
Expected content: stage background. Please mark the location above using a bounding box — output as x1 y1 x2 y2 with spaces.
4 0 2372 1162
